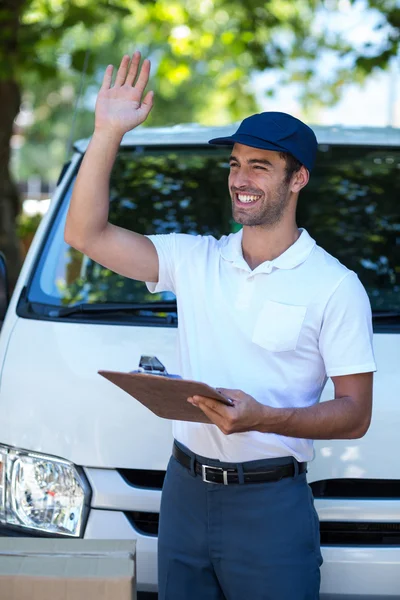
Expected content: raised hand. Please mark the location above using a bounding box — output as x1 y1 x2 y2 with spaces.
95 52 154 138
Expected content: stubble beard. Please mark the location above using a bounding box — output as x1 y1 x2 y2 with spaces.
231 180 291 228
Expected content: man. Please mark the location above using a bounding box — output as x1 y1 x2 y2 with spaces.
65 53 376 600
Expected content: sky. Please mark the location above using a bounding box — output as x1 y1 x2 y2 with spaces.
253 0 400 128
256 66 400 128
318 68 400 127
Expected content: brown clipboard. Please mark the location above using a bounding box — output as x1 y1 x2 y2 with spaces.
98 370 233 423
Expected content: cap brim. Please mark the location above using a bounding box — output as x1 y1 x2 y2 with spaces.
208 133 287 154
208 133 312 171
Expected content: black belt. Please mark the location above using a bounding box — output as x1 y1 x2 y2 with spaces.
172 443 307 485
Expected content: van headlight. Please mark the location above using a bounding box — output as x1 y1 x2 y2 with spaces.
0 445 90 537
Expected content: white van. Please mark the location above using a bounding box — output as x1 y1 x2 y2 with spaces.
0 123 400 599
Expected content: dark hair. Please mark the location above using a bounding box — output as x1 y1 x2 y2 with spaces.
279 152 303 182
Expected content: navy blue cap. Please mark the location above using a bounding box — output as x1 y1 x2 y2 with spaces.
208 111 318 172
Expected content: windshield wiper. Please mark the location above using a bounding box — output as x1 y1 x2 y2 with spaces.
372 311 400 320
48 301 177 319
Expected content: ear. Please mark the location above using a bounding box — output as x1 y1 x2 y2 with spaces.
290 166 309 193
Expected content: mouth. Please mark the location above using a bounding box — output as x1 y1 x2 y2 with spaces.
234 192 261 207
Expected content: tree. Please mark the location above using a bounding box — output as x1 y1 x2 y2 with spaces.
11 0 326 183
1 0 400 290
0 0 130 290
282 0 400 109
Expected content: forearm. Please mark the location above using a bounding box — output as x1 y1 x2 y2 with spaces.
64 129 122 250
259 396 371 440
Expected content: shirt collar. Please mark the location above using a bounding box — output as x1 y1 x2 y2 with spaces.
219 228 316 274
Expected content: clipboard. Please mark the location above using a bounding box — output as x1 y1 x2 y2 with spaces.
98 370 233 423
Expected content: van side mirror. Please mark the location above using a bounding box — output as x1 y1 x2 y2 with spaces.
0 252 10 322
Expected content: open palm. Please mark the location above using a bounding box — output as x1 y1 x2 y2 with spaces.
95 52 154 137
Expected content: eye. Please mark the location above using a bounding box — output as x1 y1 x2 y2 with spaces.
229 163 238 169
253 165 267 171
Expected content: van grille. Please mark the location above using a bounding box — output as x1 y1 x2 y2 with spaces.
121 475 400 543
310 479 400 498
320 521 400 545
118 469 165 490
124 512 400 545
125 511 159 535
118 474 400 497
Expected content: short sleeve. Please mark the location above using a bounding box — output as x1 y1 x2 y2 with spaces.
145 233 177 294
319 272 377 377
144 233 205 295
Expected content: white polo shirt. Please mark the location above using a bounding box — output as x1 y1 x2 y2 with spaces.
146 228 376 463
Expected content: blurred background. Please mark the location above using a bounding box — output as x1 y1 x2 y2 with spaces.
0 0 399 291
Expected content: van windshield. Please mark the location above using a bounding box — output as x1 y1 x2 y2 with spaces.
27 145 400 315
27 147 234 311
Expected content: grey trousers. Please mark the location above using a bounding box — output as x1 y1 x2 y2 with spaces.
158 442 322 600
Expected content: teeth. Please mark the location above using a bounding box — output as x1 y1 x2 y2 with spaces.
238 194 258 203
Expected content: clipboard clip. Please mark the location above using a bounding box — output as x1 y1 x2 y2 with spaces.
130 355 182 379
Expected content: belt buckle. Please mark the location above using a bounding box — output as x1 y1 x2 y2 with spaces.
201 464 229 485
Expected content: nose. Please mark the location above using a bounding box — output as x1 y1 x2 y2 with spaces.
230 167 252 189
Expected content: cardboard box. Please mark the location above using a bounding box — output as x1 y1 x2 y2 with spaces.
0 538 136 600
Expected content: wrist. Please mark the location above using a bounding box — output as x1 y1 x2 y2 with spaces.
92 127 124 146
256 404 292 434
255 403 273 433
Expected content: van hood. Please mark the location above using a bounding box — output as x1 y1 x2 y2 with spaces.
0 318 399 480
0 318 175 469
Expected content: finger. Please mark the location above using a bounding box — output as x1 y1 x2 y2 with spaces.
137 92 154 122
125 51 141 86
188 394 214 405
217 388 241 400
192 396 230 416
215 389 235 405
100 65 113 90
194 402 226 428
187 395 214 406
134 58 151 96
140 92 154 115
114 55 130 87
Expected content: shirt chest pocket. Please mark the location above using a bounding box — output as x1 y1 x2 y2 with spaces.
252 300 307 352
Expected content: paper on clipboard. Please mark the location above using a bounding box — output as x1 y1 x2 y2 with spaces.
98 370 234 423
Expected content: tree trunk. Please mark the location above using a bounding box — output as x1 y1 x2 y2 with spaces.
0 0 26 292
0 79 22 292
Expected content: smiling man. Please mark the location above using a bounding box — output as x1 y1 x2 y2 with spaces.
152 113 376 600
65 54 377 600
230 147 298 227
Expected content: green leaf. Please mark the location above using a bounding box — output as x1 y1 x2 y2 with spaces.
70 48 95 74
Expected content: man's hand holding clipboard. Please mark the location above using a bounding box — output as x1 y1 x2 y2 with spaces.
98 368 235 424
187 388 270 435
